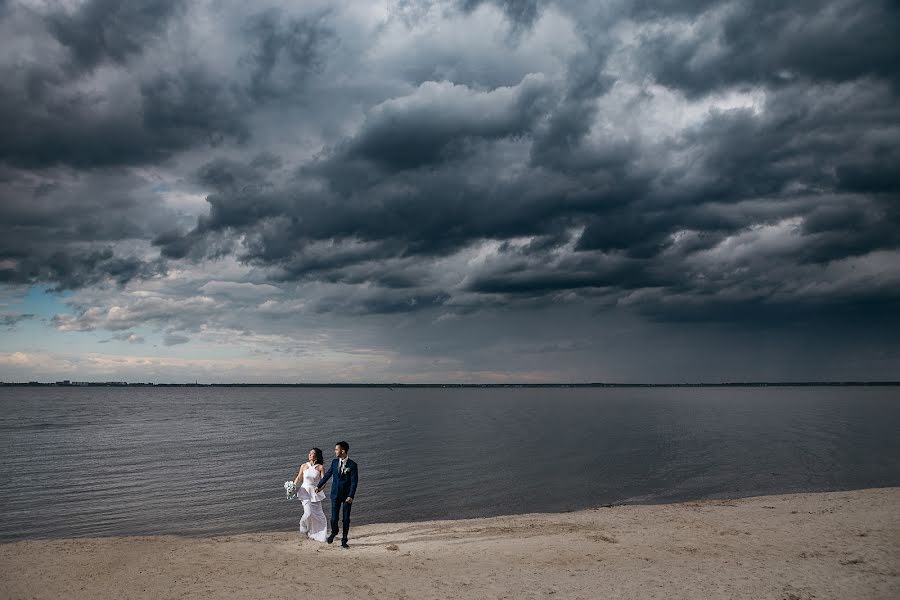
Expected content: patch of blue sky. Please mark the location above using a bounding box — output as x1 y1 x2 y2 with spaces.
1 286 249 360
5 285 74 319
2 319 253 360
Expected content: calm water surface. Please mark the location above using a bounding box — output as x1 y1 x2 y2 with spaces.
1 386 898 541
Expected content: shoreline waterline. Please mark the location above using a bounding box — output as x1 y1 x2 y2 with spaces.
2 483 898 543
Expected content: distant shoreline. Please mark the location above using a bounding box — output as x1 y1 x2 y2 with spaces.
2 381 899 387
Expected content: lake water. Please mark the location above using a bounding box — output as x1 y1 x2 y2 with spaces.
1 386 898 541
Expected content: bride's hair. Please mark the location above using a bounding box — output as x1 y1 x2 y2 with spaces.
311 447 324 465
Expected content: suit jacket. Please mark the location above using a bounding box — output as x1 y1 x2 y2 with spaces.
317 457 358 500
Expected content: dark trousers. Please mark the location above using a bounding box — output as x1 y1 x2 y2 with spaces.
329 496 352 542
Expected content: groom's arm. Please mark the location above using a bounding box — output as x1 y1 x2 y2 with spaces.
316 462 333 492
348 462 358 499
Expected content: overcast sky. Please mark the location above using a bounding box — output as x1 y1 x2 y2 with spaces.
1 0 898 383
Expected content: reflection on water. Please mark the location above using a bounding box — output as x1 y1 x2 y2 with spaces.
1 386 898 540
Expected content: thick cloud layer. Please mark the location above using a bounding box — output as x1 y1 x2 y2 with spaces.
1 0 898 381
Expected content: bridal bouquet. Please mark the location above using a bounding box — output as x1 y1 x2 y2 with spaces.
284 480 298 500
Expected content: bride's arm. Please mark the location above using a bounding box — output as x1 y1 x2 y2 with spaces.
316 461 333 491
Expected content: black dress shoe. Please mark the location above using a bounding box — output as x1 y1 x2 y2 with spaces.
340 542 350 549
326 535 335 544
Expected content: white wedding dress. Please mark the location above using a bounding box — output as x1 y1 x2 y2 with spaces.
297 463 328 542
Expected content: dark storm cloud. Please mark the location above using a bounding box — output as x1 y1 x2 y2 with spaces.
559 75 900 291
0 168 173 289
575 211 674 257
0 0 222 170
677 83 900 269
0 2 333 288
627 0 722 20
160 65 900 320
529 28 617 172
164 149 600 279
797 202 900 265
465 252 671 296
46 0 184 73
628 271 900 328
314 288 450 315
0 246 165 291
155 80 591 267
634 0 900 96
2 0 899 331
240 8 335 101
458 0 543 29
269 242 412 284
0 2 330 170
342 75 553 171
650 76 900 208
836 146 900 195
0 66 248 170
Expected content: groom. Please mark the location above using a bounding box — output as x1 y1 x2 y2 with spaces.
315 440 358 548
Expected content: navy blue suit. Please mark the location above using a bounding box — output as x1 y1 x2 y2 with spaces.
316 458 358 543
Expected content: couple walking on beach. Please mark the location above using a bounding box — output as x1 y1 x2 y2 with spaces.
293 441 359 548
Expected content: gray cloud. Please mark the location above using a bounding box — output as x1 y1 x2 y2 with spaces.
46 0 185 73
459 0 543 29
163 333 190 346
2 248 163 291
632 0 900 96
106 332 146 344
1 312 34 329
0 168 172 289
343 75 553 171
0 2 332 170
240 8 335 101
1 0 899 380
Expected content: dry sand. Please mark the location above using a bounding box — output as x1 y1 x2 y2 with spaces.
2 487 898 600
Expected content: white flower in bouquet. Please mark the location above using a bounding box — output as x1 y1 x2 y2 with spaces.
284 480 298 500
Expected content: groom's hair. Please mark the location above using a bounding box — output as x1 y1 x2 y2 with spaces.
336 441 349 453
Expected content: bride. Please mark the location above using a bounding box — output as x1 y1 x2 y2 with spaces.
293 448 328 542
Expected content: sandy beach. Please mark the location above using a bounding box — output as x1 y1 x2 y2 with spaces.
2 487 898 600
